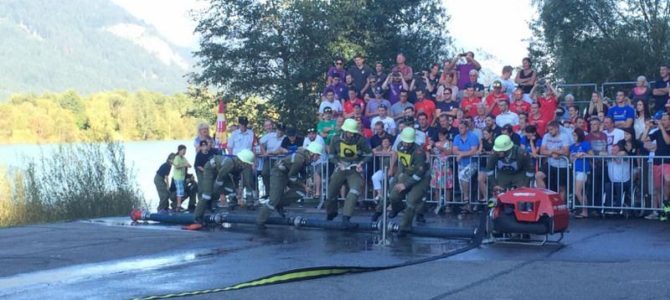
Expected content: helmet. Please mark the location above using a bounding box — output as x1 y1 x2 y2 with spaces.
341 118 359 133
306 142 323 155
236 149 255 165
399 127 416 143
493 135 514 152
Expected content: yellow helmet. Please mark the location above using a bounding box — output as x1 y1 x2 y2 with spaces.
236 149 255 165
306 142 323 155
493 135 514 152
341 118 359 133
399 127 416 143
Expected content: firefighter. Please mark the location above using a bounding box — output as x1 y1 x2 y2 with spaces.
325 118 372 228
256 143 323 228
485 135 534 193
372 127 430 236
183 149 256 230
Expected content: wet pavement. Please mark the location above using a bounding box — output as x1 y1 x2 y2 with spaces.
1 210 669 299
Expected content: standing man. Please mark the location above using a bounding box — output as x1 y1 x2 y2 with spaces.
325 118 372 227
446 51 482 90
643 113 670 221
371 128 429 236
602 116 625 154
184 149 256 230
652 64 670 113
348 54 374 95
256 143 323 228
607 91 635 129
452 121 480 211
227 117 254 155
497 65 516 98
394 53 414 82
536 121 571 200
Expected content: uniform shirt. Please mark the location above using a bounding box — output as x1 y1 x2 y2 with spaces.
228 128 255 155
318 100 343 114
328 134 372 165
603 128 624 154
607 105 635 126
485 146 533 177
541 132 571 168
213 157 255 192
395 143 429 188
370 116 397 135
156 162 171 177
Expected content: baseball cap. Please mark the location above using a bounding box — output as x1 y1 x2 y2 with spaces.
286 127 297 136
238 116 249 125
373 86 383 95
323 107 333 114
307 128 316 134
379 104 388 109
492 80 502 88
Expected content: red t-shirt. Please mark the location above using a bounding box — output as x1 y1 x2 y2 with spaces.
414 99 437 124
343 98 365 115
485 93 508 117
511 100 531 115
461 97 481 118
539 96 558 121
528 113 547 136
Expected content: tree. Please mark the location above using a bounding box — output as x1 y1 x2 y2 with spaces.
191 0 451 129
529 0 670 85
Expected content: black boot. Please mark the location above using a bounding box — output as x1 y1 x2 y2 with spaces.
397 229 410 237
276 206 286 218
371 211 382 222
388 202 406 218
416 213 426 224
342 216 358 229
326 212 338 221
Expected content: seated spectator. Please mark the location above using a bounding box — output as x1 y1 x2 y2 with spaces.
317 107 337 145
426 63 441 99
519 125 542 157
414 89 436 124
431 113 459 142
435 87 459 118
366 87 392 118
485 81 508 116
511 87 531 115
323 76 347 100
371 136 393 201
485 115 503 137
515 57 537 103
356 116 373 138
619 128 642 155
438 70 459 101
575 116 589 133
495 100 520 127
344 73 356 95
279 127 304 154
567 106 580 124
473 103 488 131
629 75 652 105
382 68 409 104
370 121 396 149
318 90 344 116
445 51 482 90
343 89 365 118
502 124 521 145
193 122 212 152
390 90 414 122
497 65 516 98
463 69 485 98
361 74 379 99
585 92 609 120
370 105 396 135
460 86 480 118
607 90 635 129
326 57 346 84
227 117 254 155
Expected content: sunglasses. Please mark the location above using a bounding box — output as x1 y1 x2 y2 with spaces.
336 62 343 65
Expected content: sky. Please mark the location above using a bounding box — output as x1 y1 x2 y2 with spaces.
112 0 536 70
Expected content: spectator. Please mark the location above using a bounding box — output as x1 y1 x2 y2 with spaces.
502 124 521 145
476 127 495 202
607 90 635 129
344 73 356 94
634 100 650 140
511 87 531 115
520 125 542 157
414 89 436 124
473 104 488 131
366 87 392 119
348 54 374 94
619 128 642 155
575 116 589 133
485 81 509 116
643 112 670 221
463 116 482 140
463 69 485 98
460 86 480 118
319 90 344 116
446 51 482 90
326 57 346 84
559 94 575 122
495 100 519 127
279 127 304 154
515 57 537 103
361 74 379 99
431 114 459 142
585 92 609 120
382 69 409 104
416 113 434 147
426 63 441 99
430 128 454 207
536 121 570 201
497 65 516 98
323 76 347 100
452 120 480 212
605 143 632 209
370 105 396 135
171 144 192 211
567 106 580 124
629 75 652 105
303 127 327 199
602 116 625 154
317 107 337 145
652 64 670 113
374 62 387 87
370 121 396 149
528 101 548 136
438 70 459 101
531 80 560 122
570 128 592 218
343 89 365 118
371 136 393 201
390 90 414 122
435 88 459 119
516 112 529 134
586 117 608 210
193 122 212 152
485 115 502 137
356 116 373 138
227 117 254 155
394 53 414 82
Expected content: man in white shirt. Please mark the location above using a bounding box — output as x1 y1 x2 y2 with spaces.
495 100 519 127
303 128 327 199
536 121 571 200
370 104 396 135
258 121 285 197
318 90 343 116
602 116 624 154
227 116 255 155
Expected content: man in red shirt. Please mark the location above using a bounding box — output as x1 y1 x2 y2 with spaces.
484 81 508 117
394 53 413 82
413 89 436 124
461 86 481 118
343 89 365 118
511 87 531 115
532 81 559 121
528 101 547 136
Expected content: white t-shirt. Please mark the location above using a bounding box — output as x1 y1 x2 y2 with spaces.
495 111 520 127
228 128 255 155
318 100 343 114
303 135 327 163
370 116 397 135
259 132 284 153
603 128 624 154
542 132 571 168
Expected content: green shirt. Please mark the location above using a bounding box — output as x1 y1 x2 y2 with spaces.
317 120 337 144
172 155 189 180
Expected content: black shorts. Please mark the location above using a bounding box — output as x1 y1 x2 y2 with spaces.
542 165 569 192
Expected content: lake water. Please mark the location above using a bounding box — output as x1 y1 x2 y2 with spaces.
0 140 192 210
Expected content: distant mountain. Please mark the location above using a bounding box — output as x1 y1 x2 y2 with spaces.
0 0 192 100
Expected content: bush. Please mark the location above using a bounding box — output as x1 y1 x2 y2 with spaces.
0 142 145 227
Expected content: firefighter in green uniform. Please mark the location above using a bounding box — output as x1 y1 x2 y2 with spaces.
256 143 323 228
183 149 256 230
485 135 534 193
325 118 372 227
372 127 430 236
